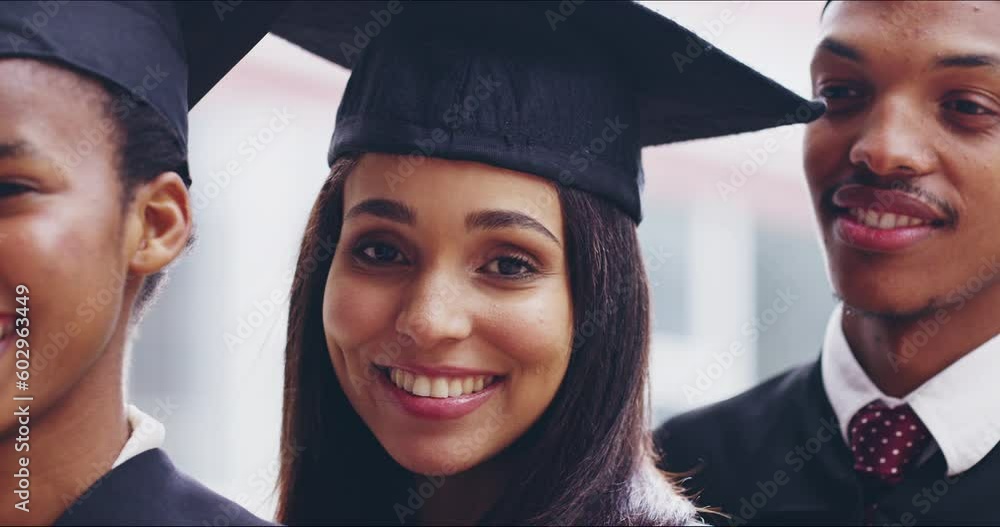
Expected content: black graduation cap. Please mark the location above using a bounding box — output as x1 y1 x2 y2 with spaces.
0 0 287 184
273 1 824 222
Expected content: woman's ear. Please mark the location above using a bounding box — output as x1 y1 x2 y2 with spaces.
125 171 193 275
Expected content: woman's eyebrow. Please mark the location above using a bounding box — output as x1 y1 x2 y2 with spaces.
466 209 561 247
0 140 47 162
0 139 67 184
345 198 416 225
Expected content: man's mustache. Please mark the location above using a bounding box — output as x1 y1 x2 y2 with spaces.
823 170 958 224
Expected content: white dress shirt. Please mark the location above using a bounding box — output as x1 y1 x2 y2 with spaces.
111 404 166 469
821 304 1000 477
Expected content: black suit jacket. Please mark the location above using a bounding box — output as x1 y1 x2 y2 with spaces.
654 359 1000 526
55 448 275 526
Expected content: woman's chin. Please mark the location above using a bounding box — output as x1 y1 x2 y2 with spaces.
381 440 489 477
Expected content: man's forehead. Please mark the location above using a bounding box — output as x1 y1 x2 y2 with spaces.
816 0 1000 62
822 1 1000 35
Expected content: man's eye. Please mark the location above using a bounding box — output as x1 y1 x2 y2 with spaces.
817 84 868 115
819 85 862 99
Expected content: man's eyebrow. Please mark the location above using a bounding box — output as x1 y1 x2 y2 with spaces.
466 209 561 246
817 37 864 63
344 198 417 225
934 53 1000 70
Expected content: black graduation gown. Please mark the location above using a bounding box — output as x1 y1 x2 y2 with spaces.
55 448 275 526
654 359 1000 526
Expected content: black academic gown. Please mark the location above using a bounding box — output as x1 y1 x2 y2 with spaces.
654 359 1000 526
55 448 275 526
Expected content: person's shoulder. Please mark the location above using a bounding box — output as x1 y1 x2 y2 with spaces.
661 361 816 437
158 454 276 526
654 361 818 470
56 449 277 526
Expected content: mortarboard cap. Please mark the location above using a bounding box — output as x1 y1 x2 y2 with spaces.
274 1 825 222
0 0 287 184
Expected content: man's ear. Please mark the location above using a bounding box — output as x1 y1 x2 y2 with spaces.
125 171 192 275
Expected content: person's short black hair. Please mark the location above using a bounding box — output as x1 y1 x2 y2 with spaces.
100 80 193 319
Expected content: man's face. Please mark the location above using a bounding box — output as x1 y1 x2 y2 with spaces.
0 59 133 435
805 0 1000 317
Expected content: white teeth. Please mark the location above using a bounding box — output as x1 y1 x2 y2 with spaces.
387 368 497 398
866 209 878 226
411 376 431 397
430 377 449 398
849 208 927 229
879 213 896 229
448 379 463 397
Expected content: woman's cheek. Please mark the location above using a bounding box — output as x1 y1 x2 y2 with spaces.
488 294 572 377
324 271 399 351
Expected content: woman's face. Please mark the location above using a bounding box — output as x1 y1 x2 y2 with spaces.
323 153 573 476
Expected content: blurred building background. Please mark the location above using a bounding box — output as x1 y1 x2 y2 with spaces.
127 0 836 519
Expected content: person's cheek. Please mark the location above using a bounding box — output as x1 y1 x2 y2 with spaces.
493 300 568 367
325 272 395 346
324 268 405 399
803 123 835 197
485 285 572 403
5 212 122 422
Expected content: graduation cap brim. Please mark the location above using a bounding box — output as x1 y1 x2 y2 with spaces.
271 0 825 147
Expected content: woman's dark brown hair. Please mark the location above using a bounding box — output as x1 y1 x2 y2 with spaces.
276 154 693 525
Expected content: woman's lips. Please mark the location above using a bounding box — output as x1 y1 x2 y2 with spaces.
375 366 503 420
830 184 951 253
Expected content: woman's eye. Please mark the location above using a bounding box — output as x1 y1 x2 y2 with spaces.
0 182 32 199
482 256 538 279
942 99 994 116
355 242 406 265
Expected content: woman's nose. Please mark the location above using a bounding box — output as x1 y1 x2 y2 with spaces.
395 270 473 351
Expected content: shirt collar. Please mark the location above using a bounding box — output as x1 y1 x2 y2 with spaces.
821 303 1000 476
112 404 167 469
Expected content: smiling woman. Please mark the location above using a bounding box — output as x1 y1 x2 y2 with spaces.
280 152 671 524
271 1 818 524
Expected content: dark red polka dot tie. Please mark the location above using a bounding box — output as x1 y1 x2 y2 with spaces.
848 401 931 485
